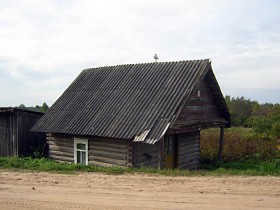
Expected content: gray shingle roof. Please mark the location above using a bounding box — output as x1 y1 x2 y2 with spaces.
32 59 218 143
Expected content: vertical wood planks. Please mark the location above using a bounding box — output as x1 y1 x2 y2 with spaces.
132 142 160 168
0 109 45 157
177 131 200 169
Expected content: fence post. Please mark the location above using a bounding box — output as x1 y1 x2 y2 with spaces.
218 126 225 163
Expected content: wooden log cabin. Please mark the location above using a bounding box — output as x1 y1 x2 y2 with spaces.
32 59 230 169
0 108 45 157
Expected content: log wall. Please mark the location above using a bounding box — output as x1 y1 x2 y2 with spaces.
47 133 74 163
132 142 160 168
88 137 131 167
177 131 200 169
47 133 200 170
47 134 131 167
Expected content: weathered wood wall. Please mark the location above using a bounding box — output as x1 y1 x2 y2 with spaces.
18 111 45 156
173 78 222 128
0 109 45 157
177 131 200 169
47 134 131 167
0 111 16 156
47 133 74 163
89 137 131 167
132 142 160 168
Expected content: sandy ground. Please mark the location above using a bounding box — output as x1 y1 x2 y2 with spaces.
0 170 279 210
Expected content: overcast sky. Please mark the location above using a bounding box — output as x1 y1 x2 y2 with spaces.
0 0 279 107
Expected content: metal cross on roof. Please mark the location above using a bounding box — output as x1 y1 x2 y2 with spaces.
153 54 159 62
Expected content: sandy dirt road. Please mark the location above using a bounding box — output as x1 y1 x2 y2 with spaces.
0 170 279 210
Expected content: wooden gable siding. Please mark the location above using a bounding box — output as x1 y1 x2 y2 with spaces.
132 142 160 168
173 77 222 128
47 133 131 167
177 131 200 169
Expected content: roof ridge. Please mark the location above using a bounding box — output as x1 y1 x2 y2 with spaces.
83 59 210 71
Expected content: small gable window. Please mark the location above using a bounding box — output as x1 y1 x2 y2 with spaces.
74 138 88 165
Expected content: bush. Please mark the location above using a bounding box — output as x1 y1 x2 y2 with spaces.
200 127 280 163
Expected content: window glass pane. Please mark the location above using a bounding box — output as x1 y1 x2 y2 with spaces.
77 151 81 164
82 151 86 164
77 143 86 150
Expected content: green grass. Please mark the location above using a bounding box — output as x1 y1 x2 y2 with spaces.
201 159 280 176
0 157 279 176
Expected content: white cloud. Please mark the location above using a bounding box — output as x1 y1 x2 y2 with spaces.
0 0 280 106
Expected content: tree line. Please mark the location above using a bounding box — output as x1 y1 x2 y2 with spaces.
225 96 280 138
17 102 49 113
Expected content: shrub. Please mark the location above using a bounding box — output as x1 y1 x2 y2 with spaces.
200 127 280 163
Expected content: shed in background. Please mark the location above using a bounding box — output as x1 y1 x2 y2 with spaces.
0 108 46 157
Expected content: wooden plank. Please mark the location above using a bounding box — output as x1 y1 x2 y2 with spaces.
89 155 127 166
179 141 199 148
89 160 125 168
134 144 158 153
90 141 127 150
179 142 199 149
88 150 127 160
49 150 73 158
47 140 73 147
133 149 159 156
49 154 73 163
179 153 199 162
143 162 158 168
91 137 126 144
179 159 199 168
179 158 199 165
179 160 199 167
0 113 9 156
47 136 73 143
127 140 133 167
135 159 158 168
179 151 200 160
179 142 199 148
48 144 73 153
158 138 164 169
133 151 158 158
90 139 126 146
88 144 127 153
179 146 199 155
179 161 200 169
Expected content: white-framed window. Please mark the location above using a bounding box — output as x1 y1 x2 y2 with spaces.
74 138 88 165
